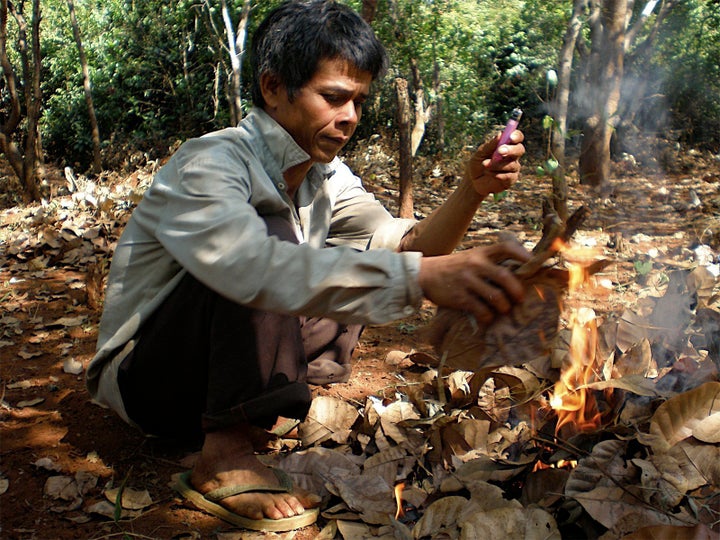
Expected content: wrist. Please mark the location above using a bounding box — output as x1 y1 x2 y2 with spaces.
461 174 489 202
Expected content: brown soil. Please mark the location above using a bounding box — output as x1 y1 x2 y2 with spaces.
1 147 719 539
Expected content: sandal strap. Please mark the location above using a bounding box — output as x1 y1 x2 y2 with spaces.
204 468 293 502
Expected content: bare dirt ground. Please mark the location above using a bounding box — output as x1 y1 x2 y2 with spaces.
1 143 719 539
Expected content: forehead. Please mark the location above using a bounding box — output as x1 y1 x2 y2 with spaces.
307 57 373 89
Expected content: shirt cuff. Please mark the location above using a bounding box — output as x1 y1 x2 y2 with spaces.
399 250 424 316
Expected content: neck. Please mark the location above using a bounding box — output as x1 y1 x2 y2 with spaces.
283 161 312 198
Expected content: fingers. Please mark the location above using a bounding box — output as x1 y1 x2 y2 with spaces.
468 130 525 196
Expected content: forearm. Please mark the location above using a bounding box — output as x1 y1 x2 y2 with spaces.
399 128 524 257
399 177 485 256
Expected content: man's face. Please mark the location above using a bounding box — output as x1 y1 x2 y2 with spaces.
263 58 372 164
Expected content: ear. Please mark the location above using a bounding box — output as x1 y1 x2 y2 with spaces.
260 72 284 109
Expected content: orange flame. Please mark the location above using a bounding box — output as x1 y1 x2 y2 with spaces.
545 238 609 436
549 307 602 436
394 482 405 520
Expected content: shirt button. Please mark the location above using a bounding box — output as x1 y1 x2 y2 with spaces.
403 305 415 316
277 181 287 191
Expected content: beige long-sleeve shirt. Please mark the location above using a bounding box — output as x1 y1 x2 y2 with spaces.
87 107 422 423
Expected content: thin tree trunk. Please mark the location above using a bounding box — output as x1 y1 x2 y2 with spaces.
25 0 42 200
1 0 42 201
550 0 587 220
579 0 626 188
0 0 24 183
66 0 102 173
432 58 444 155
410 58 431 157
220 0 240 123
395 78 414 219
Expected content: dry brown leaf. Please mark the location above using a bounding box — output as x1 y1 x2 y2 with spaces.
276 446 360 499
411 495 469 539
426 268 566 372
520 468 569 507
44 476 80 501
463 480 515 512
449 419 490 458
385 350 409 365
324 469 395 525
692 411 720 443
614 338 657 378
299 396 359 447
491 366 542 404
622 524 717 540
583 374 659 396
104 487 153 510
459 506 561 540
616 309 652 353
48 315 87 328
363 447 415 488
85 500 143 520
572 485 693 532
336 519 375 539
632 458 685 509
565 439 635 497
673 439 720 486
380 401 424 450
440 456 525 492
17 397 45 408
647 381 720 453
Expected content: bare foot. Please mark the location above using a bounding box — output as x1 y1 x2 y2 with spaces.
190 423 320 521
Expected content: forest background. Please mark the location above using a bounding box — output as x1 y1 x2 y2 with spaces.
1 0 719 206
2 1 720 538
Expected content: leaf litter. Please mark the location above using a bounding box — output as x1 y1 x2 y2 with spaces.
1 155 720 538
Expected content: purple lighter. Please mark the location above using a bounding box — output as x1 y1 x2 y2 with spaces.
491 108 523 163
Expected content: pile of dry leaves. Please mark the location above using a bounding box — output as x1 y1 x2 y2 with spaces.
257 255 720 539
2 152 720 539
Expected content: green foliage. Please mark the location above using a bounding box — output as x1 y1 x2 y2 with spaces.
656 0 720 148
24 0 720 170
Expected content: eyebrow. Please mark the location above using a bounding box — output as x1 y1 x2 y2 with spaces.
321 84 369 100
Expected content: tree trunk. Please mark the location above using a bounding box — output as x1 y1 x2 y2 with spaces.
220 0 250 125
0 0 24 182
550 0 587 220
203 0 250 126
0 0 42 202
395 78 414 219
617 1 678 145
410 58 431 157
579 0 626 188
66 0 102 173
433 58 444 155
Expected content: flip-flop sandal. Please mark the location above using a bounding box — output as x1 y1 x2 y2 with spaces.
171 470 319 532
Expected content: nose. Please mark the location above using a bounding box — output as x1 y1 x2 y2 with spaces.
338 100 360 126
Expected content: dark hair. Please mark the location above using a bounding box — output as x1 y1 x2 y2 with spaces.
250 0 388 107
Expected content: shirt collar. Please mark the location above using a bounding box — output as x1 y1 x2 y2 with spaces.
245 107 337 186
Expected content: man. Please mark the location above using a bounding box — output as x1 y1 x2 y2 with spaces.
86 0 528 531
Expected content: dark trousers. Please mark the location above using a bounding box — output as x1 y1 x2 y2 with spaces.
117 217 362 441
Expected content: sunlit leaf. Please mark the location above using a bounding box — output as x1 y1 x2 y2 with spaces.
648 382 720 453
299 396 359 446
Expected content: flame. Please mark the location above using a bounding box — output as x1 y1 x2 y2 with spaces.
549 306 602 436
394 482 405 520
545 238 610 436
533 458 579 472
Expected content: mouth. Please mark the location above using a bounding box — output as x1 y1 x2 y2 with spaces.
324 135 348 147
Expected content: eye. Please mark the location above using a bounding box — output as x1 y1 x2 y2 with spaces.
323 93 345 105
